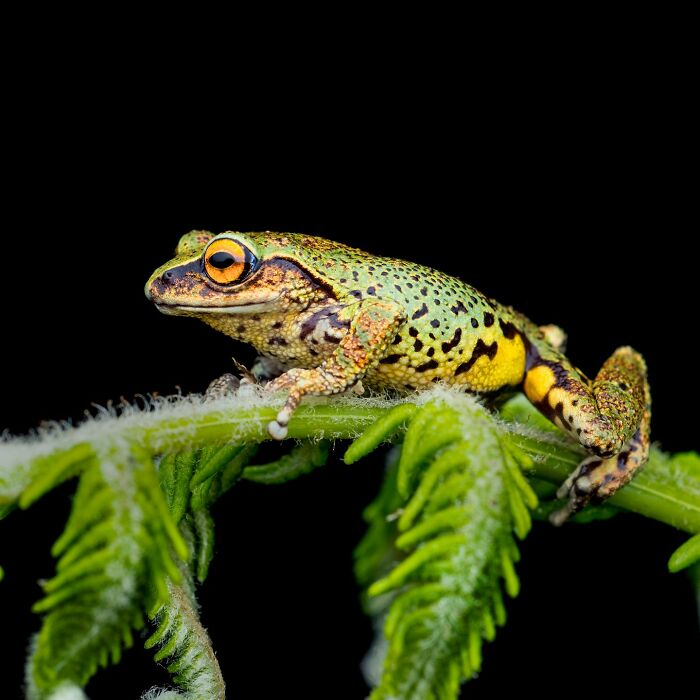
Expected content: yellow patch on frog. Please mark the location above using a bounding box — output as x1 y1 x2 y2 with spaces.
546 386 571 424
459 335 526 391
524 364 556 404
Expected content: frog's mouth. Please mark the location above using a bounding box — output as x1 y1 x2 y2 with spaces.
155 301 278 315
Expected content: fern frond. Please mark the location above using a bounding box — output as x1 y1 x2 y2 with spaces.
26 445 186 698
669 533 700 572
157 444 258 585
352 393 537 700
242 440 330 484
30 682 89 700
1 388 698 696
144 541 225 700
354 448 403 592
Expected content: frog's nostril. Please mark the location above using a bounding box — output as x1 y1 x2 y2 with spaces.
162 270 175 284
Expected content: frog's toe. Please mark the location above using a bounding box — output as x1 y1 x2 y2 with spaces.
267 420 289 440
550 455 599 525
252 355 289 381
550 501 575 527
550 488 589 526
265 370 300 392
205 373 241 399
267 402 295 440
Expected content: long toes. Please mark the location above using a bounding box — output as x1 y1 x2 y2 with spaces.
555 468 580 499
549 501 576 526
551 474 594 525
556 479 573 500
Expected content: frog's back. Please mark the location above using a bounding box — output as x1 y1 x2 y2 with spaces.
357 257 529 392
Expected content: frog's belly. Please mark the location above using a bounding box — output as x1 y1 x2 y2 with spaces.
366 332 527 393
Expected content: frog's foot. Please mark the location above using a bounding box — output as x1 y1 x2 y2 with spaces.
550 427 648 525
251 355 289 382
265 369 307 439
549 454 601 525
265 368 361 440
205 373 241 400
351 380 366 396
205 355 263 400
231 357 258 384
524 343 651 524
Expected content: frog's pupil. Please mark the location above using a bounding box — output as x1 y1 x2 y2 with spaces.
209 251 235 269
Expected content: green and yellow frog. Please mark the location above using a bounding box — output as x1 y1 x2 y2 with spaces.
146 230 651 524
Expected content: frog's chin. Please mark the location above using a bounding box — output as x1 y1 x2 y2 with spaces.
155 301 276 316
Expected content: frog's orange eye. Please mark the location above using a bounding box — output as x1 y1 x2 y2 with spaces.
203 239 257 285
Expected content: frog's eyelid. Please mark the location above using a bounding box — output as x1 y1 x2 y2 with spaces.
206 239 260 267
207 234 261 255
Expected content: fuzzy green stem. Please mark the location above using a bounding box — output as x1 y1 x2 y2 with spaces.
3 396 698 535
510 434 700 533
122 402 700 534
141 404 387 449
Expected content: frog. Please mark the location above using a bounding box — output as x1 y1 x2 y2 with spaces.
145 230 651 524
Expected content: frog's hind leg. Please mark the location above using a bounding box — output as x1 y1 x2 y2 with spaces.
551 417 650 525
523 342 651 524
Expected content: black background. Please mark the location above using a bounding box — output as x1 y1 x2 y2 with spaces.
0 38 698 699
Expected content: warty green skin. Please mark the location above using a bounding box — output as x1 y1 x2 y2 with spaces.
146 231 651 522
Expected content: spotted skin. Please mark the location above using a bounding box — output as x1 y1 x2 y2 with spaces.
146 231 651 522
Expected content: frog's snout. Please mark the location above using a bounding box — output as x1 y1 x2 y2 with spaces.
145 269 183 316
145 258 214 313
145 269 175 302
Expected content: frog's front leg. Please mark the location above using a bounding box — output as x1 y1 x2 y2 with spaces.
523 343 651 524
266 299 406 439
206 357 272 399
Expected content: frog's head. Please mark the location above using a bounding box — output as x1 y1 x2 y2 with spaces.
145 230 328 318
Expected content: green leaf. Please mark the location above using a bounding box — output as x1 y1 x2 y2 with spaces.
397 402 464 498
145 549 225 700
357 396 533 700
0 388 696 697
243 440 329 484
344 403 417 464
191 444 245 487
354 451 403 592
20 443 95 509
669 533 700 572
26 446 185 696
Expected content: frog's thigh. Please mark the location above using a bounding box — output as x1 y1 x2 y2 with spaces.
523 346 651 523
266 299 405 439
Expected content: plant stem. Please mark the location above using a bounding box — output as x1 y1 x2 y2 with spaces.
3 395 698 536
141 403 387 449
510 434 700 533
